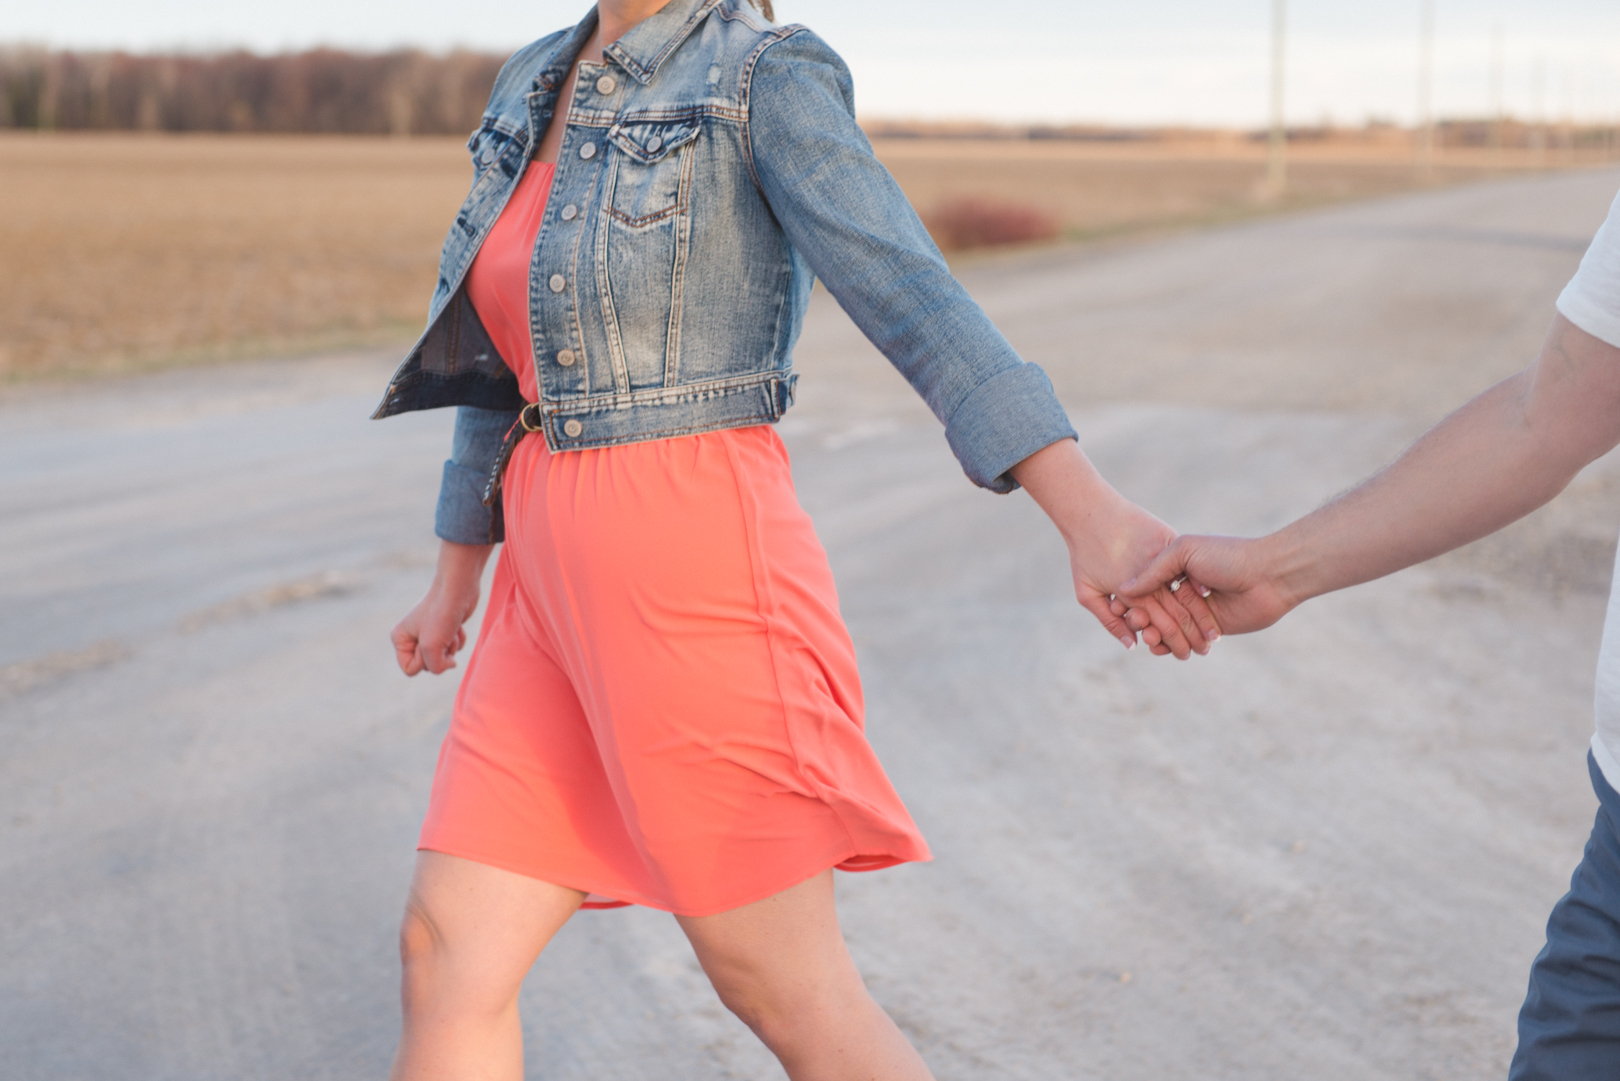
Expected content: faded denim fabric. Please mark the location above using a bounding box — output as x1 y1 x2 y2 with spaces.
372 0 1077 545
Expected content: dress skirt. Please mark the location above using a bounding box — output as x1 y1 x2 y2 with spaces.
418 423 931 917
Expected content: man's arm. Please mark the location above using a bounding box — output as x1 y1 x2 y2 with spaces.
1119 316 1620 631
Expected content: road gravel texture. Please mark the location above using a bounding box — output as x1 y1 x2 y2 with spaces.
4 168 1619 1079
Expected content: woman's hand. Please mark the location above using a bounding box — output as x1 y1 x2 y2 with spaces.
1067 498 1219 660
1011 440 1220 660
391 541 495 676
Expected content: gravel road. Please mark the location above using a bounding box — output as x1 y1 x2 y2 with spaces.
4 167 1619 1080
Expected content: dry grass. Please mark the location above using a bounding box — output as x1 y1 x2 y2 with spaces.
0 132 471 380
875 136 1614 241
1 131 1610 380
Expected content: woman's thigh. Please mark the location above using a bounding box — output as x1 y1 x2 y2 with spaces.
674 870 858 1002
401 851 586 1006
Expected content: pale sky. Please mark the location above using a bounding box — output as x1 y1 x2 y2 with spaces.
10 0 1620 126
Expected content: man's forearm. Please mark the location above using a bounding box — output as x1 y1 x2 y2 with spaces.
1264 318 1620 605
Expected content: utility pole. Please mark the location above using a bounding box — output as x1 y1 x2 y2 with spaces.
1489 23 1504 171
1561 68 1577 163
1266 0 1287 198
1532 56 1547 166
1416 0 1436 178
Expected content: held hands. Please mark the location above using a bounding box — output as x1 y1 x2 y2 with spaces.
1065 498 1223 659
1010 439 1221 659
1114 534 1297 641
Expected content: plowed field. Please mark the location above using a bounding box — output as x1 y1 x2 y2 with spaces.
0 131 1602 379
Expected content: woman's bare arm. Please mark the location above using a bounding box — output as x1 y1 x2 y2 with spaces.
392 540 494 676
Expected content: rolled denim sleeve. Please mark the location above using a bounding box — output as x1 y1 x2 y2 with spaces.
435 405 519 545
744 29 1076 492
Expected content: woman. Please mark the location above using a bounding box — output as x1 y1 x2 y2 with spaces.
378 1 1216 1077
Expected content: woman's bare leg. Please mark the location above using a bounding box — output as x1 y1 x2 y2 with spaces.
390 851 586 1081
677 871 934 1081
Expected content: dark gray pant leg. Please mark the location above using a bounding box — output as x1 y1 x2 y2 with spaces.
1510 753 1620 1080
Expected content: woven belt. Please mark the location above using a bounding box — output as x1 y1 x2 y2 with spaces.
481 402 544 507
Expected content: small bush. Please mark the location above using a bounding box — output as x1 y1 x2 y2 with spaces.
923 197 1060 252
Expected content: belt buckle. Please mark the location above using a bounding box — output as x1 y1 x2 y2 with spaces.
519 402 544 433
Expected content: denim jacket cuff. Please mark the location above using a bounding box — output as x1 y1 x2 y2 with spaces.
943 363 1078 494
435 460 503 545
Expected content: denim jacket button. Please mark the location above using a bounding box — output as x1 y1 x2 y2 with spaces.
556 349 577 367
560 204 578 221
563 419 584 438
646 136 663 153
595 75 618 95
579 142 597 160
548 274 567 293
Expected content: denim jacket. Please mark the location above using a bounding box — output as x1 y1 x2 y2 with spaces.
372 0 1077 544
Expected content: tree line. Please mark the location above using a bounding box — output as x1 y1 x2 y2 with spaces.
4 46 1612 151
0 47 507 135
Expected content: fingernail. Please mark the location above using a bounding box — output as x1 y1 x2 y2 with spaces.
1120 578 1137 592
1120 635 1136 650
1206 629 1220 642
1198 585 1211 597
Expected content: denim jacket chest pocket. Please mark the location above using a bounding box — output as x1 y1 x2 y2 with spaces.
605 118 702 227
468 125 527 177
468 128 502 171
453 124 529 245
591 116 705 393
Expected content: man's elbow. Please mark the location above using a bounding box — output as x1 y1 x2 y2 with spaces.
1531 316 1620 469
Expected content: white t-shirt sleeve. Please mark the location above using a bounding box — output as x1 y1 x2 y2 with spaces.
1559 187 1620 349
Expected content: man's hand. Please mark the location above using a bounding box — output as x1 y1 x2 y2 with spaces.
1117 534 1295 637
391 541 494 676
1070 503 1222 659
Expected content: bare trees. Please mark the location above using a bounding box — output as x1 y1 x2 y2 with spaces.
0 48 504 135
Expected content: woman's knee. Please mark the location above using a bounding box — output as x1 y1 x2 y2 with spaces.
398 903 439 972
707 959 866 1052
397 902 455 1014
710 970 792 1045
395 898 522 1022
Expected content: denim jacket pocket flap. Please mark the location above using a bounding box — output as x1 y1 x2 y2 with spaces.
609 119 701 165
468 124 522 172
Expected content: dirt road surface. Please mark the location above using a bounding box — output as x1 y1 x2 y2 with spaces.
4 168 1619 1079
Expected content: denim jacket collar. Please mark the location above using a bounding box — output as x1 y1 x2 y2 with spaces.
605 0 727 84
531 11 598 92
528 0 724 96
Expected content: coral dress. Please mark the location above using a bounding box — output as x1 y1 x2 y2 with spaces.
417 160 931 916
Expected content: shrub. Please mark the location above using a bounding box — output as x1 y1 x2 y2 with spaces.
923 197 1060 252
